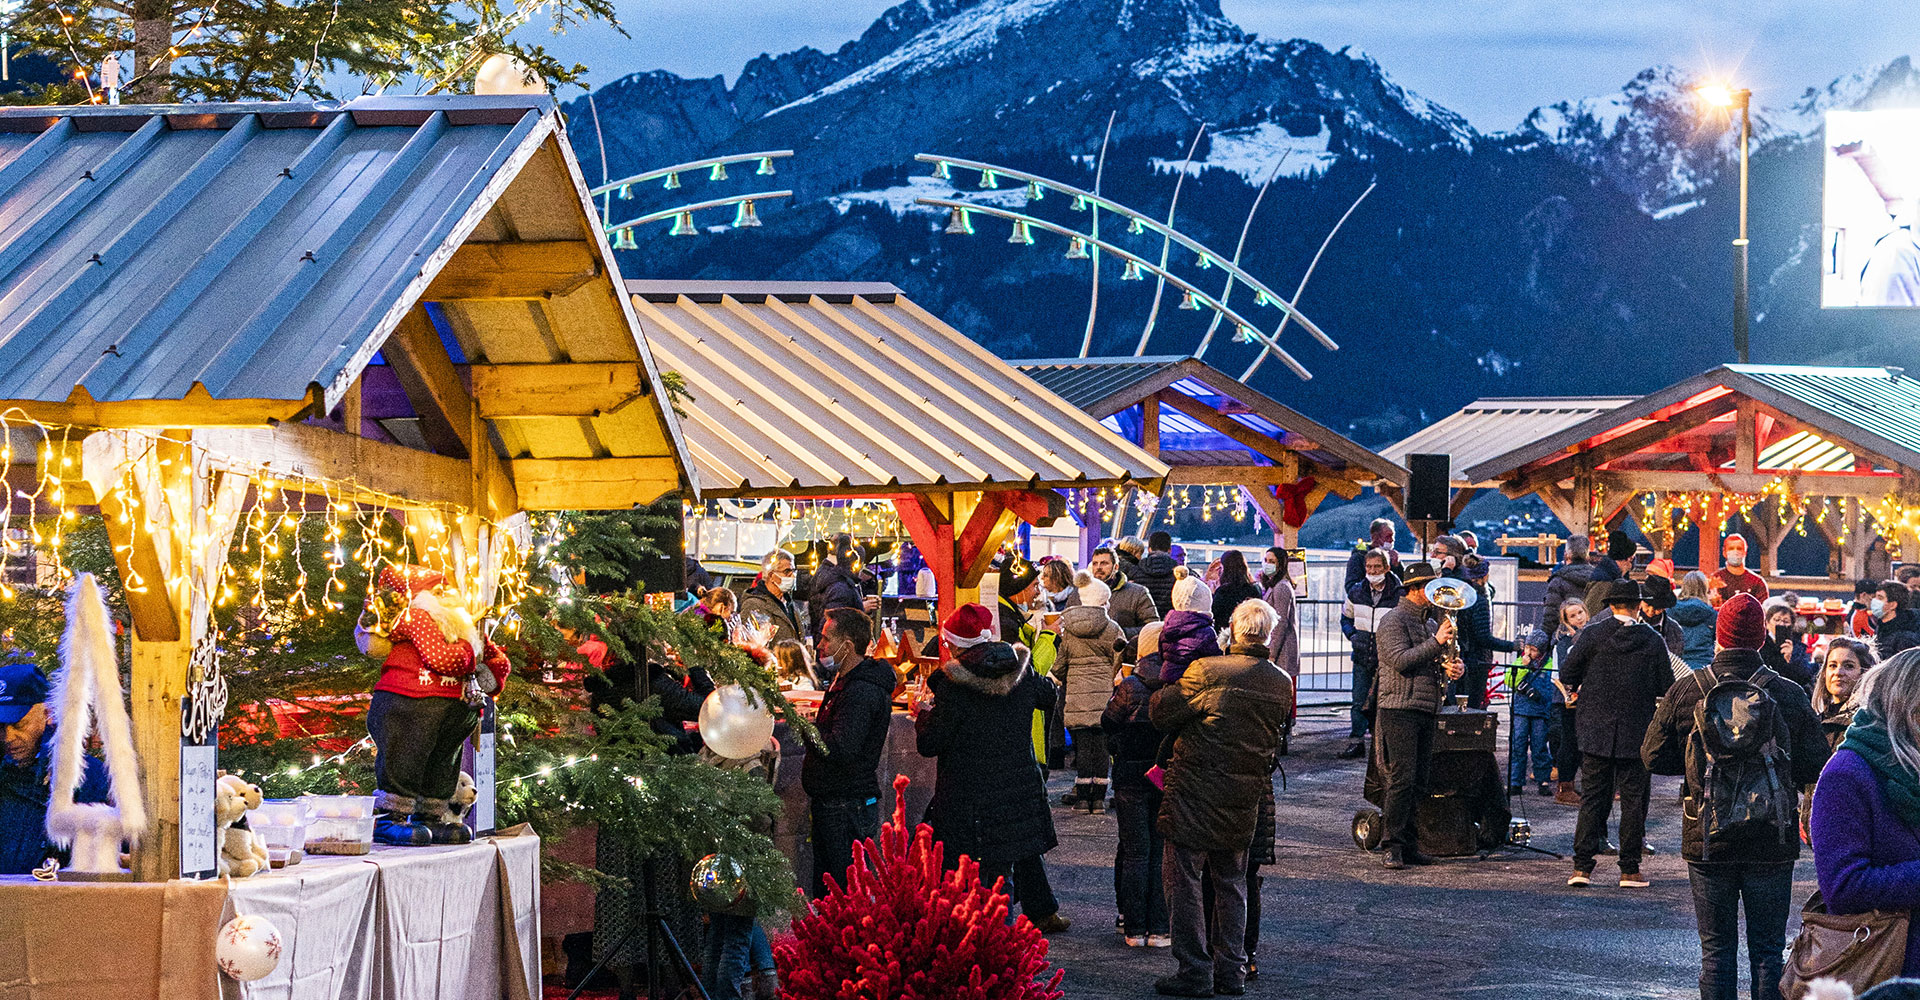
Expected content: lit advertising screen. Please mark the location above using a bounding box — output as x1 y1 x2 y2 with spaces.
1824 110 1920 308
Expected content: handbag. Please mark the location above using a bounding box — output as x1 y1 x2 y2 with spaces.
1780 890 1909 999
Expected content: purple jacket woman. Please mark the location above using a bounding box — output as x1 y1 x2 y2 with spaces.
1810 747 1920 974
1158 610 1222 685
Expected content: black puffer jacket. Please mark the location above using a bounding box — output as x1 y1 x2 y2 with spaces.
1561 615 1671 759
1149 642 1293 851
806 560 866 641
1876 610 1920 660
1542 561 1597 619
1102 653 1165 792
917 642 1058 863
1457 580 1515 667
1641 648 1829 863
1134 551 1180 621
800 657 896 802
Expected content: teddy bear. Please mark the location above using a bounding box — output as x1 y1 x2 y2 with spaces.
449 771 477 825
216 774 269 878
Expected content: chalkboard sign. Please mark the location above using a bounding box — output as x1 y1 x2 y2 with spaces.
179 741 218 879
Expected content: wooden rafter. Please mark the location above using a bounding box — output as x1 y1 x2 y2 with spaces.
470 362 649 418
422 240 600 301
383 308 473 459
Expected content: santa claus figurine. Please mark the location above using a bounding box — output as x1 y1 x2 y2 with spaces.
357 565 509 846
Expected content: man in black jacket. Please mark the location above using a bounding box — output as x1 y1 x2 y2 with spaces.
807 533 879 641
1135 531 1181 623
1561 578 1670 888
801 608 896 897
1344 518 1400 591
1643 592 1829 1000
1871 580 1920 659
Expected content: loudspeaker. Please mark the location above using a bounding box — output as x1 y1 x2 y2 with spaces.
1415 794 1481 857
1405 453 1452 523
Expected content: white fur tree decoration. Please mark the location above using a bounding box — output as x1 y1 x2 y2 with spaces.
44 572 147 872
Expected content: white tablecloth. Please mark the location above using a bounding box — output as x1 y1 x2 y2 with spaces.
223 829 541 1000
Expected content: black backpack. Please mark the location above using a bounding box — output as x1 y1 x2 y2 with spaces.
1685 666 1794 860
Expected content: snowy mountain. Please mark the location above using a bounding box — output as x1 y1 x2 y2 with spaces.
570 0 1920 443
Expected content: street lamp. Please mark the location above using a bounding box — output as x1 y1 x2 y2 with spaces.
1697 82 1753 363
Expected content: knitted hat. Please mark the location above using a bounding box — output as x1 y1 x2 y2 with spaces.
1717 593 1767 650
1607 529 1636 561
1075 571 1112 608
941 603 995 648
1645 557 1676 582
1523 628 1552 652
1137 620 1164 660
996 558 1038 600
1172 576 1212 614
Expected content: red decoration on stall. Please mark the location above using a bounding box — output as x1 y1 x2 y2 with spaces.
1276 476 1319 527
774 775 1065 1000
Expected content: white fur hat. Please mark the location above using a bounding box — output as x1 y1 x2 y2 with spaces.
1137 620 1164 659
1173 576 1212 614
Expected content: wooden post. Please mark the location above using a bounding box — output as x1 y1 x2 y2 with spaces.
1141 396 1161 456
1749 496 1792 578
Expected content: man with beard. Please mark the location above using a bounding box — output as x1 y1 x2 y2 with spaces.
1090 545 1160 654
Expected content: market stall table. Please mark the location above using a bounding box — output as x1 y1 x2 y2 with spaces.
0 831 539 1000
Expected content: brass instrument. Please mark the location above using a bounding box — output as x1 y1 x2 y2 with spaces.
1424 577 1478 706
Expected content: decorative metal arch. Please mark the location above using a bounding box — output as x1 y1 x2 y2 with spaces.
605 191 794 247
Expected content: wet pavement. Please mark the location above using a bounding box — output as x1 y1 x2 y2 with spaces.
1036 706 1811 998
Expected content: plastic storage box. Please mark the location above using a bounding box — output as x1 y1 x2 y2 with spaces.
249 799 308 851
300 794 375 855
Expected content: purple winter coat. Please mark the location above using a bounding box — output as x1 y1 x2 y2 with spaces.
1811 748 1920 976
1158 610 1222 685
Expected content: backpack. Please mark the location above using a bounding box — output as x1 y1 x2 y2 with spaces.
1685 666 1794 860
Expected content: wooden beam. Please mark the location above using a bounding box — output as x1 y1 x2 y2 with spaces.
956 492 1014 589
198 423 475 509
1735 399 1757 475
1448 486 1480 522
470 362 648 418
1594 469 1898 499
1510 395 1739 495
341 373 363 437
508 457 681 511
7 383 316 429
1164 463 1303 487
893 494 958 621
998 489 1067 528
1156 391 1295 466
1141 395 1161 456
1246 486 1288 545
383 308 473 459
422 240 599 301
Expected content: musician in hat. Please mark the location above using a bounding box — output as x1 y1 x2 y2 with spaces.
1372 562 1464 870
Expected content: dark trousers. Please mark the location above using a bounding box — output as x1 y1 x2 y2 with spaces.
1114 785 1167 936
1557 707 1581 779
975 854 1060 919
1574 754 1650 873
1349 651 1377 738
1164 842 1248 987
1688 861 1794 1000
1202 860 1262 960
1455 662 1492 710
367 690 477 803
1071 726 1110 784
1376 708 1435 852
809 795 879 898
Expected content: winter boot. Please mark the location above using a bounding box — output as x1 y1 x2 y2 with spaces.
373 793 432 846
416 797 473 845
1554 781 1580 806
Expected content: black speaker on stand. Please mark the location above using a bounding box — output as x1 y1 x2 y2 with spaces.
1405 453 1452 552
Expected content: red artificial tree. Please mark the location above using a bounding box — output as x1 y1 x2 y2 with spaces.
776 775 1065 1000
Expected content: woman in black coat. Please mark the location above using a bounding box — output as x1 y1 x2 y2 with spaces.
916 636 1066 929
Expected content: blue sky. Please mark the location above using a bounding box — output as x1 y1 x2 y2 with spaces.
529 0 1912 129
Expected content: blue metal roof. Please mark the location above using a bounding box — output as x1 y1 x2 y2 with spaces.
0 96 555 404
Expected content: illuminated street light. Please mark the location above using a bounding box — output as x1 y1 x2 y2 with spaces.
1696 81 1753 363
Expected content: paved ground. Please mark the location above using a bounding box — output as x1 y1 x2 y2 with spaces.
1038 706 1815 999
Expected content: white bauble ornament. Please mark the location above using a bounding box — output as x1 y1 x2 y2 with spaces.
216 914 283 982
697 685 773 760
474 53 547 95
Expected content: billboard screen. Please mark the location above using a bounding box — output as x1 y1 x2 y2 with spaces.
1824 110 1920 308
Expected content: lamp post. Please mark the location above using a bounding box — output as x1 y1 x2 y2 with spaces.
1698 83 1752 363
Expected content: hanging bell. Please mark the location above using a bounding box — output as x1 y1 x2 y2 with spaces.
1064 236 1091 260
1025 180 1044 201
1008 219 1033 245
1195 252 1214 270
732 199 761 228
1178 288 1199 310
978 169 999 190
1233 324 1258 343
669 211 697 237
1127 216 1145 235
663 171 681 190
931 160 951 180
1070 194 1089 212
756 156 776 176
944 206 974 235
611 227 637 250
709 162 728 182
1121 259 1144 281
616 183 633 201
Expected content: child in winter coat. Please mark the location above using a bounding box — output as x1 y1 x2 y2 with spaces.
1506 628 1558 796
1152 577 1224 776
1058 572 1124 811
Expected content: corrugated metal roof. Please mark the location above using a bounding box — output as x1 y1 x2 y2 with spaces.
1017 356 1404 485
1387 396 1637 485
630 283 1168 497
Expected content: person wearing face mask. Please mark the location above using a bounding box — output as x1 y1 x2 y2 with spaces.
807 533 881 642
740 550 804 648
1258 547 1300 685
1339 548 1401 759
1760 599 1817 689
1708 535 1769 607
1851 578 1883 639
1345 518 1401 591
1874 581 1920 659
800 608 897 898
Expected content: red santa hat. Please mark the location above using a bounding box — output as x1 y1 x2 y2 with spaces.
941 603 995 649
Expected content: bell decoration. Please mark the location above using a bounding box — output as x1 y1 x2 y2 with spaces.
977 168 999 190
611 227 638 250
709 161 728 182
1063 236 1090 260
1070 193 1089 212
756 156 776 176
1178 288 1200 310
1120 259 1144 281
616 183 632 200
1233 324 1258 343
1127 216 1146 235
216 915 284 982
944 206 974 236
1254 289 1274 307
1025 180 1044 201
663 171 681 190
732 199 761 228
1007 219 1034 245
931 160 951 180
669 211 697 237
690 853 750 910
1195 252 1214 270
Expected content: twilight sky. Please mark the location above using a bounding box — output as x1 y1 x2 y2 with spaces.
529 0 1912 129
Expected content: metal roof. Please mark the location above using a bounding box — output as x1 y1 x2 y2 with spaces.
1016 356 1405 485
630 283 1169 498
1387 396 1637 486
0 96 692 502
1461 365 1920 484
